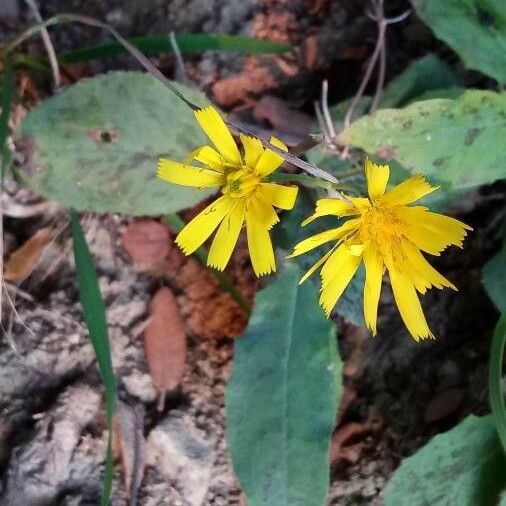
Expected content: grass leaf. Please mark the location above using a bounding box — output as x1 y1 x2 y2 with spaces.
0 60 14 181
57 33 290 63
71 210 116 505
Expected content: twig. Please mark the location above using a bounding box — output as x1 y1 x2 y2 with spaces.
23 0 61 89
370 38 386 113
343 3 386 129
340 1 411 158
343 1 411 127
321 79 337 142
169 31 189 86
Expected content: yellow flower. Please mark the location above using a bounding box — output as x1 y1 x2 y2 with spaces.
289 159 472 341
157 106 298 276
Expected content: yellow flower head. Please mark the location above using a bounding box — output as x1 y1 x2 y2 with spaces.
289 158 472 341
157 106 298 276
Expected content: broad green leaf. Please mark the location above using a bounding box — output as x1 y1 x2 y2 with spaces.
384 415 506 506
226 263 341 506
379 54 461 109
306 55 460 174
412 0 506 84
489 312 506 453
483 243 506 311
338 90 506 189
71 210 116 505
18 71 215 215
57 34 290 64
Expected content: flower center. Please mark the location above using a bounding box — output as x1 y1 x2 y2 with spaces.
358 203 404 251
222 167 261 198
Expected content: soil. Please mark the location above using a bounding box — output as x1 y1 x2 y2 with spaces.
1 1 504 505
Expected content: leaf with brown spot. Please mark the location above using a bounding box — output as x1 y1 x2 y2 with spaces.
4 227 53 282
144 287 187 399
122 219 171 269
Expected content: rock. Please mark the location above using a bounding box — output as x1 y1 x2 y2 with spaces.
123 372 158 403
145 411 216 506
3 385 101 506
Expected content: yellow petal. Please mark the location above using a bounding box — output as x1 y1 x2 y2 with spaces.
207 200 246 270
399 206 472 254
176 196 233 255
289 228 344 258
289 218 360 258
365 158 390 200
240 134 264 169
401 240 457 291
259 183 298 210
186 145 224 170
319 245 362 317
363 246 383 335
254 136 287 176
301 198 357 226
157 159 224 187
382 175 438 205
249 193 279 230
246 204 276 277
298 246 337 284
194 106 241 165
388 266 434 341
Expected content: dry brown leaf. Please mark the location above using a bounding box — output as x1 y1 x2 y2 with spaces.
424 387 464 423
252 96 312 141
4 227 53 282
329 422 371 466
122 219 171 269
113 401 145 502
144 287 187 397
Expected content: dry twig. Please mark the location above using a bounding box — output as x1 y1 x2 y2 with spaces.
23 0 61 89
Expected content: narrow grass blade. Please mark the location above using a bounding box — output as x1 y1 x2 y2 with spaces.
0 60 14 181
57 34 290 63
489 311 506 453
165 213 251 315
71 210 116 505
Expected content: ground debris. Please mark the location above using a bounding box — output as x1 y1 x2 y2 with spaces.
4 227 54 282
144 410 216 506
3 384 102 506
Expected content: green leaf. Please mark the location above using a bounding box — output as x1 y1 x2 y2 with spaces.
18 71 215 215
71 210 116 505
379 54 461 109
412 0 506 84
483 243 506 311
306 55 460 174
489 312 506 453
57 34 290 64
338 90 506 189
384 415 506 506
226 263 341 506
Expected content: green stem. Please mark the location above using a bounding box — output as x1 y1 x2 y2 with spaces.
489 311 506 453
165 213 251 316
